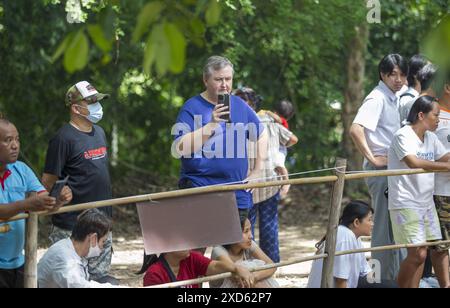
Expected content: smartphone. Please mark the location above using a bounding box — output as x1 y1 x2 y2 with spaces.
50 176 69 199
218 93 231 122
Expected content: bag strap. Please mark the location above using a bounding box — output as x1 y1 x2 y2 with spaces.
159 255 178 283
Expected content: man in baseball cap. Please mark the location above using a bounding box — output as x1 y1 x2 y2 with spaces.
42 81 117 284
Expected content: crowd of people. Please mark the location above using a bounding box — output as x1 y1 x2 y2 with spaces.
0 53 449 288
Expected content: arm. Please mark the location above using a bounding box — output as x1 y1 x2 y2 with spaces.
334 278 348 288
349 123 387 168
246 130 268 182
207 257 254 288
265 111 282 124
286 134 298 147
176 104 228 156
249 244 277 283
0 193 57 220
403 155 450 171
41 173 72 210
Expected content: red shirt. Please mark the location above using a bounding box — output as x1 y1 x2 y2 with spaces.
143 251 212 288
279 116 289 129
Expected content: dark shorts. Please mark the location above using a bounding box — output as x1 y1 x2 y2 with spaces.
433 195 450 251
0 265 24 288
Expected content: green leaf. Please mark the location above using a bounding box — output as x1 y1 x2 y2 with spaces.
190 17 206 36
87 24 113 52
51 32 74 63
132 1 165 43
205 0 221 26
143 23 170 76
63 29 89 73
153 24 171 76
165 23 186 74
143 31 157 74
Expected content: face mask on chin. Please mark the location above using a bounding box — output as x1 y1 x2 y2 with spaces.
86 234 102 259
76 102 104 124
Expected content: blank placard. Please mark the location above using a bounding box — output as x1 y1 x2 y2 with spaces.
137 192 243 255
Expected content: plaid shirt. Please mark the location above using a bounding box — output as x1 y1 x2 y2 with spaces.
248 113 293 204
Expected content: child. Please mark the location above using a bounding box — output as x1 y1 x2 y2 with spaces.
308 201 396 288
139 249 253 288
210 214 278 288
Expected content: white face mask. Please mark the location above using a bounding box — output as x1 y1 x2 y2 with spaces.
76 102 104 124
86 234 102 259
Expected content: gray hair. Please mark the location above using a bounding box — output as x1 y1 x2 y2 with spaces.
203 56 234 80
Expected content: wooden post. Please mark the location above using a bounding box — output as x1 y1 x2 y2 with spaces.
321 158 347 288
24 213 38 288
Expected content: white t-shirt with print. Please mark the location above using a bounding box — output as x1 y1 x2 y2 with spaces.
434 107 450 196
388 125 447 210
307 226 371 288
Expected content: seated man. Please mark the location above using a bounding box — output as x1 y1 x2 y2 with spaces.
38 209 120 288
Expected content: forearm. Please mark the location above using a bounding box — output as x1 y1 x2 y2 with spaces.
405 158 450 171
0 200 28 220
253 268 276 282
254 131 268 171
177 123 219 156
334 278 348 288
350 125 378 164
207 259 237 276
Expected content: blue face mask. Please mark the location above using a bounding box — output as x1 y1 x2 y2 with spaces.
77 102 104 123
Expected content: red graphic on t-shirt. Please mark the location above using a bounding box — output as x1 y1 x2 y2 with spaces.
84 147 107 160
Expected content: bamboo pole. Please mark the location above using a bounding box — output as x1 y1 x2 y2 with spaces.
344 168 444 180
321 158 347 288
2 175 338 223
24 213 38 288
146 239 450 288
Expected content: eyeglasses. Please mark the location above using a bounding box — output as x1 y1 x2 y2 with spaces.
71 95 97 105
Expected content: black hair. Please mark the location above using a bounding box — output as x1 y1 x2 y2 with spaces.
417 63 437 91
234 87 263 111
223 212 249 250
407 55 428 87
315 200 373 250
406 95 438 125
339 200 374 228
378 54 408 80
136 253 160 275
71 209 112 242
274 100 295 120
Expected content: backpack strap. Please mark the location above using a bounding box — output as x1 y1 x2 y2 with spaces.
159 255 178 283
400 92 415 99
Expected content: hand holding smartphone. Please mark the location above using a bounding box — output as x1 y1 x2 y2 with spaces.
50 176 70 199
218 93 231 122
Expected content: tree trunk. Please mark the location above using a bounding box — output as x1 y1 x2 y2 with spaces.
342 23 369 193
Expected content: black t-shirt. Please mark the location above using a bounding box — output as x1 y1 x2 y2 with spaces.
44 124 112 230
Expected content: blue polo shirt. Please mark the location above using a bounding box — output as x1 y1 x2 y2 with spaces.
174 95 263 209
0 161 45 269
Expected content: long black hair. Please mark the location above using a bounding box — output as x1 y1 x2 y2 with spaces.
315 200 373 250
136 253 160 275
223 211 249 250
406 95 438 125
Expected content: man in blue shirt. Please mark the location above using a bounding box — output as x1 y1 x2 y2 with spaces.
173 56 267 215
0 116 72 288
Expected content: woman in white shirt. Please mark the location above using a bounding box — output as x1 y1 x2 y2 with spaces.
388 95 450 288
307 201 395 288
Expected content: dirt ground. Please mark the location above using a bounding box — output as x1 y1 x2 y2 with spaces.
37 184 361 288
